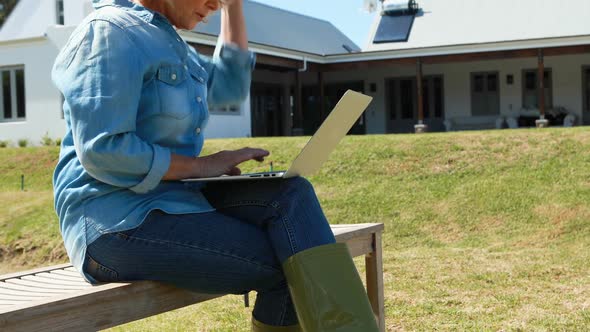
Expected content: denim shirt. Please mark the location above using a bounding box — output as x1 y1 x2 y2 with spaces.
52 0 255 282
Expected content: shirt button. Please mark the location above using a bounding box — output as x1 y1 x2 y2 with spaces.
184 65 188 70
195 127 201 134
197 96 202 103
171 73 177 80
198 77 204 83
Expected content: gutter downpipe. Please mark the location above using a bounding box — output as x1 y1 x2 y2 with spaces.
293 56 308 135
298 56 308 72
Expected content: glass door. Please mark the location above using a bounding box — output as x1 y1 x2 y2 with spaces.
471 72 500 116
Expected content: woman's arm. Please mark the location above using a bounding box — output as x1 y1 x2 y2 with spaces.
53 20 171 194
221 0 248 50
162 148 269 180
194 0 255 106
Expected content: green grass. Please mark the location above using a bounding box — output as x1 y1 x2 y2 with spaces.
2 128 590 331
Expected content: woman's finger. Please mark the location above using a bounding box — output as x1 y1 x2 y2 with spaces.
228 166 241 176
234 148 269 163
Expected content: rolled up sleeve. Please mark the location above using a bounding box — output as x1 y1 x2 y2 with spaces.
198 42 256 106
52 20 170 193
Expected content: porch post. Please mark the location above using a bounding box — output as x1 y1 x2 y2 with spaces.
293 70 304 135
282 84 292 136
319 71 326 120
536 48 549 128
414 58 428 133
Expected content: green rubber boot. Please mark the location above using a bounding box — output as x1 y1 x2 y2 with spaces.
282 243 379 332
251 318 301 331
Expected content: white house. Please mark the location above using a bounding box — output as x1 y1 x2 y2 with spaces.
358 0 590 132
0 0 589 144
0 0 359 144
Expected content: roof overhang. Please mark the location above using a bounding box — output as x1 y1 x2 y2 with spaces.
327 34 590 63
2 28 586 70
0 35 46 47
180 30 590 70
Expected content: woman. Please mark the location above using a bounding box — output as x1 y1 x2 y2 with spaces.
52 0 378 330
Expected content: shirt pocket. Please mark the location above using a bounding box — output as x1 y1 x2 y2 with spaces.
154 63 192 119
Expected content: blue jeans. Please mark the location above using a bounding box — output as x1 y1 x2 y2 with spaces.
84 177 336 326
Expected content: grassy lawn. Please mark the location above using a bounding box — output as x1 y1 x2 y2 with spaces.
2 128 590 331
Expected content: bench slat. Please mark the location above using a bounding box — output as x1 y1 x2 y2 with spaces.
0 283 77 294
49 270 83 278
0 294 47 302
0 300 23 305
21 275 89 287
0 288 50 298
332 223 384 241
45 272 85 282
34 272 88 284
0 264 72 282
0 300 18 306
6 279 90 290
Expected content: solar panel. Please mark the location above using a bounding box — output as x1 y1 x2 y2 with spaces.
373 14 415 43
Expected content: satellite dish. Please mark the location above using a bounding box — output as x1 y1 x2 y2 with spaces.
363 0 378 13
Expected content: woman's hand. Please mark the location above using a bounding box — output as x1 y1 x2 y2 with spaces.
196 147 269 177
163 148 269 180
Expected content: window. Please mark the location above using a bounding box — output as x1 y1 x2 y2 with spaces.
522 69 552 109
56 0 65 25
0 66 26 122
209 104 241 115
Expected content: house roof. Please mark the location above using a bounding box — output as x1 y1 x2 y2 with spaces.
0 0 359 56
193 0 360 56
365 0 590 52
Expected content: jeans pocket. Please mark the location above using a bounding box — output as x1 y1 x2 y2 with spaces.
84 253 119 283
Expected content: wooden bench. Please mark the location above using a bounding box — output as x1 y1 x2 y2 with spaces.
0 223 385 331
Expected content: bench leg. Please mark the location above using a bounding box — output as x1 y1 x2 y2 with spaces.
365 232 385 332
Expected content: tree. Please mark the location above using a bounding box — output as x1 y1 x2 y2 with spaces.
0 0 19 28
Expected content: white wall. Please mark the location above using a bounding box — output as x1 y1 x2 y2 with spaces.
63 0 94 26
0 38 65 144
204 96 252 139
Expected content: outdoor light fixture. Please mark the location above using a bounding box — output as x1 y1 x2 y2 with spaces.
506 74 514 85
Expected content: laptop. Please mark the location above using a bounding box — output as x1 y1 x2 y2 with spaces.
182 90 372 182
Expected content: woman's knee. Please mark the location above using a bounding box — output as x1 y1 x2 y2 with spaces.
280 176 317 201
